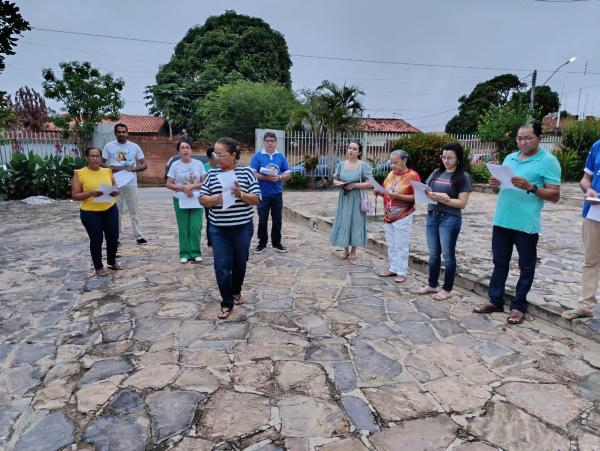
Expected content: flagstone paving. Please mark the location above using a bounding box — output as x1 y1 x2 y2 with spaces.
284 187 600 340
0 191 599 450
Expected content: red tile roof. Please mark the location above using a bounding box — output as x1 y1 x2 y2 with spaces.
102 114 166 134
358 118 420 133
40 114 166 134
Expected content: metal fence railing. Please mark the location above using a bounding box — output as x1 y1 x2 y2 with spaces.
283 131 563 169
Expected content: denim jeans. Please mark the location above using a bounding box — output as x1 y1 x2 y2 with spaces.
488 225 539 313
80 204 119 270
210 221 254 309
257 193 283 246
426 211 462 291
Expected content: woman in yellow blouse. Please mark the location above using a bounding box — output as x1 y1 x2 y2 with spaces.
71 147 122 276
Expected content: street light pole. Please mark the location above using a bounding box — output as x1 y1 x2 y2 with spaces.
530 57 576 114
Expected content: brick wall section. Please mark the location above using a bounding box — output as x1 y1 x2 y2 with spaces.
129 135 255 185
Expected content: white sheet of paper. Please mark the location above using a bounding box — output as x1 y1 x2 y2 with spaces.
587 204 600 222
410 181 436 205
93 184 117 202
259 167 277 176
586 197 600 204
113 170 135 187
217 170 238 210
486 163 517 190
368 176 385 194
178 190 201 209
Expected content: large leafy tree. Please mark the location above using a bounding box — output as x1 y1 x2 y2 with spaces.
8 86 52 131
295 80 364 181
477 102 531 161
42 61 124 148
510 85 559 122
193 81 301 145
445 74 525 134
145 10 292 130
0 1 29 74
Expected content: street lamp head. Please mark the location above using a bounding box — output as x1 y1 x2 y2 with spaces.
568 56 576 64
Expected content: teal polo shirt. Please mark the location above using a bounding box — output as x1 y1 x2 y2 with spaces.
493 148 561 234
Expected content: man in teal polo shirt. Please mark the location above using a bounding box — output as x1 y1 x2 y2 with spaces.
474 121 561 325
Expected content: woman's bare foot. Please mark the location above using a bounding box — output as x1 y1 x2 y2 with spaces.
95 268 109 277
417 286 439 295
432 289 451 301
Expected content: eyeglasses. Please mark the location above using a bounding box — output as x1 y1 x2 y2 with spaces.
440 156 456 161
264 139 277 143
215 153 231 158
516 136 536 142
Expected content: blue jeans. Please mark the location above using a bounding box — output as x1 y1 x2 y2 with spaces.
210 221 254 309
426 211 462 291
488 225 539 313
257 193 283 246
80 204 119 270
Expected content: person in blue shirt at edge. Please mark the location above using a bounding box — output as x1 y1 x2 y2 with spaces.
473 121 561 325
250 131 292 253
562 137 600 320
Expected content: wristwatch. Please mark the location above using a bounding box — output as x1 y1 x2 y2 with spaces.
527 184 538 195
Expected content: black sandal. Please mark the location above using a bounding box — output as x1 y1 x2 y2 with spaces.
217 307 232 319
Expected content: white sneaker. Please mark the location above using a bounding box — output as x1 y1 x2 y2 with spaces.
194 256 203 262
180 258 189 263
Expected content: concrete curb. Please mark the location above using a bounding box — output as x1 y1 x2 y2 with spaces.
283 205 600 344
471 183 583 208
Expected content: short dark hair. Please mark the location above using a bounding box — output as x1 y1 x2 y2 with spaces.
114 123 128 133
263 131 277 141
176 140 191 152
85 146 101 157
206 146 215 159
215 137 240 160
519 121 542 137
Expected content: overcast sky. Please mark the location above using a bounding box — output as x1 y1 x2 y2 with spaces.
4 0 600 131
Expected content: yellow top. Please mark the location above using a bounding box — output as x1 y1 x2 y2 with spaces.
76 167 116 212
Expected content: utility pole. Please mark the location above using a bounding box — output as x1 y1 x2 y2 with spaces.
529 70 537 114
577 61 588 120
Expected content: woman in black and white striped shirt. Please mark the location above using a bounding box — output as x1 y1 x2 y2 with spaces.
200 137 261 319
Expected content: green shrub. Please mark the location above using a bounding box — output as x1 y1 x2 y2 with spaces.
470 163 491 184
561 119 600 162
393 133 471 180
2 151 85 200
555 150 582 182
284 171 308 190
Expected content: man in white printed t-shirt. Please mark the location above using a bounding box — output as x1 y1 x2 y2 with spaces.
102 123 148 244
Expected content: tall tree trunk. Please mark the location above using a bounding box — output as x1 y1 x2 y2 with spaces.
327 130 335 184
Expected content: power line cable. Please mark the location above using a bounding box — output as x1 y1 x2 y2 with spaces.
30 26 598 76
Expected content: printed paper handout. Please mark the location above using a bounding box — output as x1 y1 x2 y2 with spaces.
113 170 135 187
178 190 201 209
259 167 278 176
92 184 118 202
368 176 385 194
217 170 238 209
587 204 600 222
410 181 436 205
486 163 517 190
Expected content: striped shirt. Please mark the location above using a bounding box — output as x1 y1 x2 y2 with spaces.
199 165 261 227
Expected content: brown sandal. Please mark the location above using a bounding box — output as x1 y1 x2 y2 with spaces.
217 307 232 319
394 276 407 284
108 263 123 270
379 271 397 277
233 294 244 305
473 303 503 314
507 309 525 325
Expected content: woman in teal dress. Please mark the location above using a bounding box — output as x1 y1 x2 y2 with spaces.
330 141 373 260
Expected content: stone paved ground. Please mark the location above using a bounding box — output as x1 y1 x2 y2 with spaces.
1 191 600 450
285 186 600 339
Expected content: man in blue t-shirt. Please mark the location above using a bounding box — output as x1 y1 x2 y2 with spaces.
250 132 291 253
473 121 561 325
562 138 600 320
